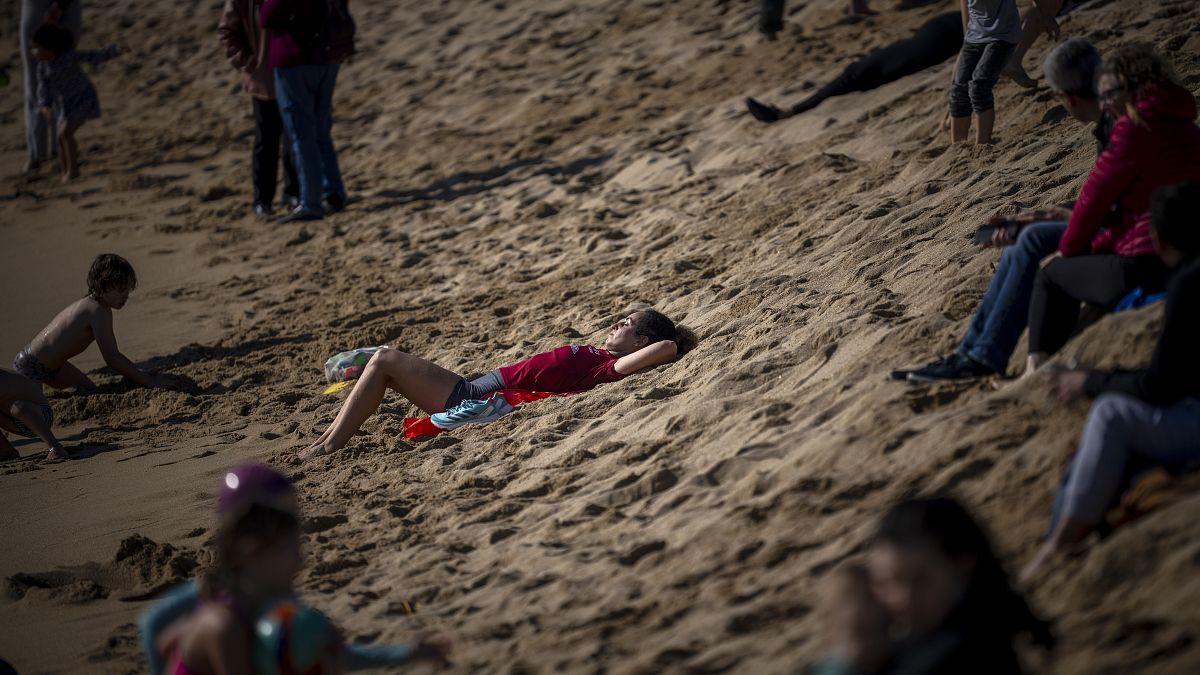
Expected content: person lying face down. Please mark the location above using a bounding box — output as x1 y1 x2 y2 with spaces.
298 309 697 461
747 11 963 123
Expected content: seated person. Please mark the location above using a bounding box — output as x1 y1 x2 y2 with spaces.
299 309 696 461
748 12 961 121
1022 182 1200 583
893 39 1108 381
1024 44 1200 374
0 369 67 461
13 254 178 392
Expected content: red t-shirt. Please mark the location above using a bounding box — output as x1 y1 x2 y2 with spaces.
498 345 626 393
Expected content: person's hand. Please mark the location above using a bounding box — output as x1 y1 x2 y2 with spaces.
413 634 451 662
939 111 950 132
1044 369 1088 405
1014 206 1071 224
1039 251 1062 269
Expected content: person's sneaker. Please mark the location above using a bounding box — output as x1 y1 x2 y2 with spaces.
322 193 346 214
280 194 300 211
254 202 273 219
905 354 997 382
277 206 324 224
745 97 784 123
431 395 514 430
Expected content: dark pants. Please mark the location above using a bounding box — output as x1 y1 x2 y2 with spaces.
252 97 299 207
949 40 1016 117
1028 254 1170 355
760 0 785 35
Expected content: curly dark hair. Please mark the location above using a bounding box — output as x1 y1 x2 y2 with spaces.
31 24 74 57
633 309 697 355
87 254 137 297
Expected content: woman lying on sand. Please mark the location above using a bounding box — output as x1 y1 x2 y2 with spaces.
298 309 695 461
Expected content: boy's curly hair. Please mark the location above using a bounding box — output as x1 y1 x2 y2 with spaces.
87 254 137 297
1099 44 1180 125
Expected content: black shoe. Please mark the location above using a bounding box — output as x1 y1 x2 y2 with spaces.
322 193 346 214
746 97 785 123
280 194 300 211
254 202 273 219
906 354 997 382
277 206 324 224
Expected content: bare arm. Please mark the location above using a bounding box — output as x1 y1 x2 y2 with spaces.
91 306 161 388
614 340 678 375
960 0 968 33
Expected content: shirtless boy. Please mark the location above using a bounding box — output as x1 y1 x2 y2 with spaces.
13 254 177 392
0 369 68 461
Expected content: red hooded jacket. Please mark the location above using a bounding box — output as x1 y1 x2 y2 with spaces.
1059 83 1200 257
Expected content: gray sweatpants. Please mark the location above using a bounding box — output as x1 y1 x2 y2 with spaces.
20 0 82 162
1062 393 1200 524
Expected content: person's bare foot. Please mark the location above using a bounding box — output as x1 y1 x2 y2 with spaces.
1003 63 1038 89
296 440 337 463
23 159 41 181
44 445 69 462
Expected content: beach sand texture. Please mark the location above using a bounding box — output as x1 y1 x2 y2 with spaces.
2 0 1200 672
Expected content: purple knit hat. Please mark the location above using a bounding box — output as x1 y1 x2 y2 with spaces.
216 464 297 520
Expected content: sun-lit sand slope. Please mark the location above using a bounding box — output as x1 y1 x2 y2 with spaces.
2 0 1200 672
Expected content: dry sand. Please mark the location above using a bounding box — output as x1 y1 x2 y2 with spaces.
2 0 1200 672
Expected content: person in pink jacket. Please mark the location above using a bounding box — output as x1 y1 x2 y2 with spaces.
218 0 299 218
1025 43 1200 375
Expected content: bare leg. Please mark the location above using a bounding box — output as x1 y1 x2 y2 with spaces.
1019 516 1092 584
975 109 996 144
1020 353 1047 379
298 348 461 461
1004 1 1064 89
951 116 971 143
2 402 67 461
46 361 98 392
58 119 83 182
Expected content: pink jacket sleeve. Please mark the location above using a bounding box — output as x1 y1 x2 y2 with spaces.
1059 117 1140 257
260 0 286 29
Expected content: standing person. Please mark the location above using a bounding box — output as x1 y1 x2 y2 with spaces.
29 25 120 182
219 0 301 219
19 0 81 178
1022 182 1200 583
949 0 1052 144
260 0 355 224
868 497 1054 674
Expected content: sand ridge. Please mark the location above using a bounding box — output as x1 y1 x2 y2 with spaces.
2 0 1200 672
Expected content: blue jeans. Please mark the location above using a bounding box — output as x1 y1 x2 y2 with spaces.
956 221 1066 373
274 63 346 211
949 40 1017 117
1061 394 1200 524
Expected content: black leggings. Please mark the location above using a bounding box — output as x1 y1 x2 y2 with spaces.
1028 254 1170 355
791 12 962 115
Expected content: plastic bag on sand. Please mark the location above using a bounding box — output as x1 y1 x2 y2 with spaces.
324 346 386 384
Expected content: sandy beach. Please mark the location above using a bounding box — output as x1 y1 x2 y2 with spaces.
2 0 1200 672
